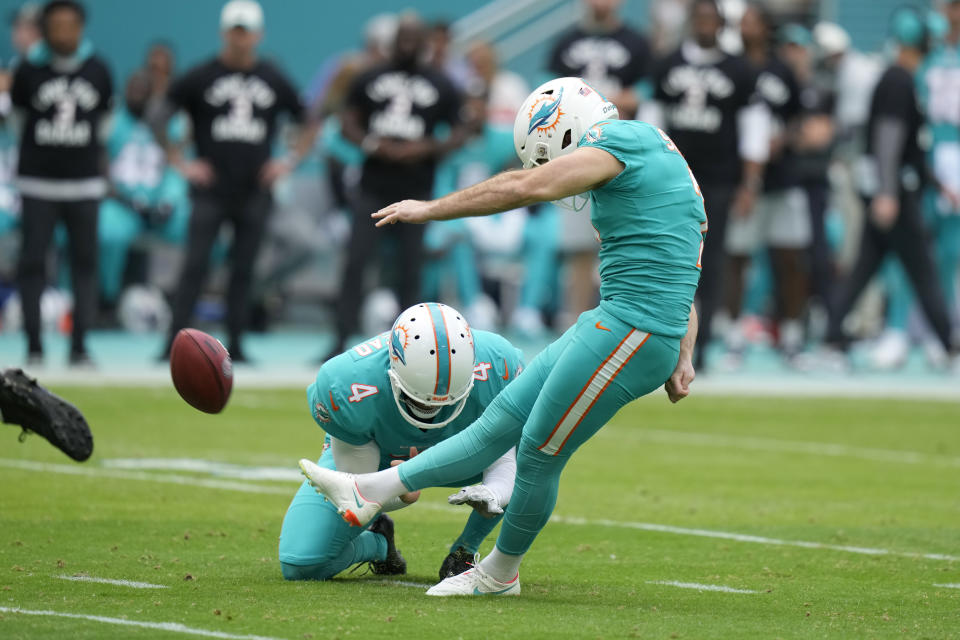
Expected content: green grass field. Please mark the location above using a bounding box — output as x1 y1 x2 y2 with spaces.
1 385 958 639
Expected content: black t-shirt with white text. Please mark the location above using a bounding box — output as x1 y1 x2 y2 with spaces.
168 58 304 195
753 54 801 192
653 46 758 185
11 55 112 180
548 24 651 105
346 62 461 198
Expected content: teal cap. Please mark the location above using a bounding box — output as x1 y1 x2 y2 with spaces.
780 23 812 47
890 7 926 47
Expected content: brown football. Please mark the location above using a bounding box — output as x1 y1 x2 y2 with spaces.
170 328 233 414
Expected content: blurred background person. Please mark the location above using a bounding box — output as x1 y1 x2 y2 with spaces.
825 7 956 366
649 0 692 57
305 14 396 230
425 20 471 88
465 41 527 129
97 70 188 322
723 4 809 365
780 22 836 331
157 0 315 362
11 0 112 366
322 12 464 361
901 0 960 363
651 0 769 372
549 0 651 119
142 41 176 130
545 0 652 331
0 5 41 279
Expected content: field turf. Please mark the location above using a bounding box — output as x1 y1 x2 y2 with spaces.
1 386 958 639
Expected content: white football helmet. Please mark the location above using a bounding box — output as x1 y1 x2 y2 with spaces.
388 302 476 429
513 77 619 209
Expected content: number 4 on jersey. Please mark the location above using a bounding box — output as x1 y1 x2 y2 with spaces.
347 383 378 403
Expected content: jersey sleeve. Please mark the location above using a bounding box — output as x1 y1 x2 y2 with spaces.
305 366 371 446
873 70 915 123
344 69 373 117
438 75 463 127
167 65 205 112
577 120 639 191
474 331 526 395
270 63 306 123
9 61 31 108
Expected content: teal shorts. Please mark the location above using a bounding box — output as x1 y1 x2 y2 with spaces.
500 305 682 457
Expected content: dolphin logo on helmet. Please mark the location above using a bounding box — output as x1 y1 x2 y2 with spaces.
390 325 408 365
527 87 564 135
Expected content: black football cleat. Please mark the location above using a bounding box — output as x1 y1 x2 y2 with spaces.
438 546 477 580
368 514 406 576
0 368 93 462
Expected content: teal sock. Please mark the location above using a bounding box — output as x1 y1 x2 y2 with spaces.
450 510 503 554
882 258 912 330
495 437 567 556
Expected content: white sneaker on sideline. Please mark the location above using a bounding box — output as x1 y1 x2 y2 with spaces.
869 330 909 370
922 337 949 370
510 307 545 336
298 459 381 527
425 564 521 597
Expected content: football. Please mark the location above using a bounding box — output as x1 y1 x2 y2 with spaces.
169 328 233 414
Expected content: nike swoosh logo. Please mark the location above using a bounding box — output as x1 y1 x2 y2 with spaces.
502 359 510 380
352 485 364 509
595 321 611 332
329 391 340 412
474 584 514 595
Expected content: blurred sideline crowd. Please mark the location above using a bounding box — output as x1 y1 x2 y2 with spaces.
0 0 958 372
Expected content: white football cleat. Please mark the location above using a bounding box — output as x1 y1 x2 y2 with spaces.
425 564 520 597
298 459 381 527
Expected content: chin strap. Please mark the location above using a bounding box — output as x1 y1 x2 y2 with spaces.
402 396 442 420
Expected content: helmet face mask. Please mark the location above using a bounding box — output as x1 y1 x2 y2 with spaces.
514 77 619 209
388 303 476 429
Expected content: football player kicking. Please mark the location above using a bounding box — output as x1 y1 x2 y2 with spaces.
279 302 524 581
299 77 704 596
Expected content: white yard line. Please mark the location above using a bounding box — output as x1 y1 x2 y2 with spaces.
375 579 433 589
3 457 956 563
933 583 960 589
646 580 757 594
101 458 302 482
612 429 960 468
550 515 960 562
16 367 960 399
0 459 291 495
0 606 283 640
57 575 168 589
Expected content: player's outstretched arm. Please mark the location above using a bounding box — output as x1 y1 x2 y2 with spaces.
665 304 697 404
371 147 624 227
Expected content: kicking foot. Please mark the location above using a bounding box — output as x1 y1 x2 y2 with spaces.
368 514 406 575
425 563 520 596
298 458 382 527
0 368 93 461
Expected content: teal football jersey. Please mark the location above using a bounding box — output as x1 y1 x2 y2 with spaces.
106 107 188 207
917 42 960 146
306 329 524 469
578 119 707 338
